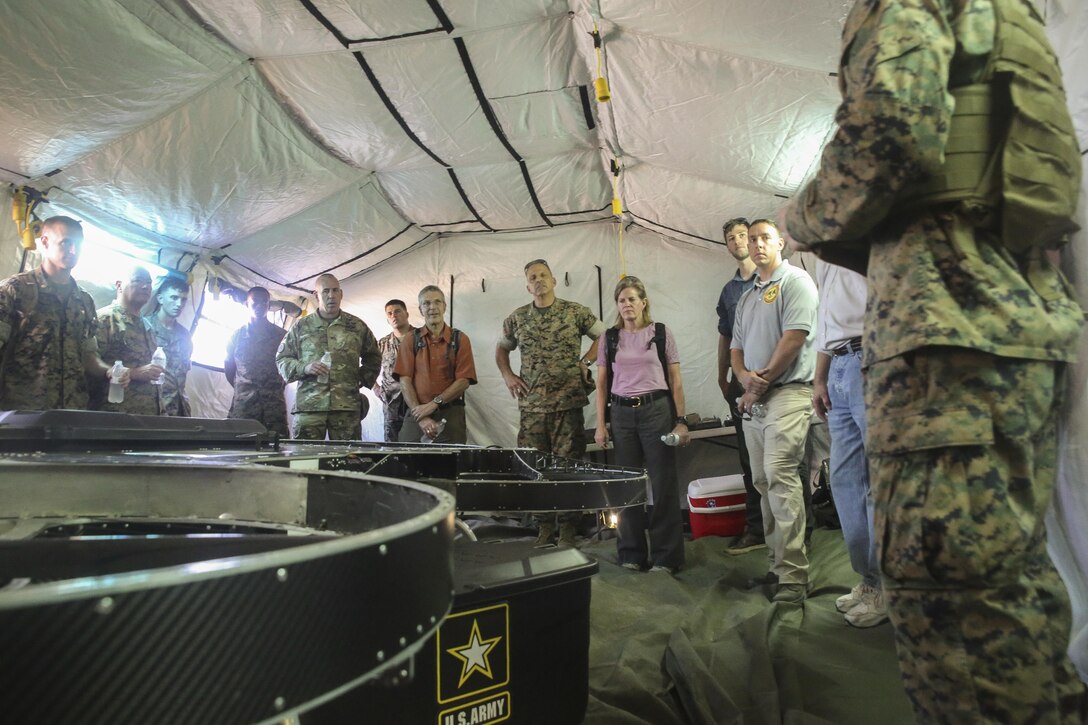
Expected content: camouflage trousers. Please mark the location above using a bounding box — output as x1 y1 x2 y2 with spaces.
229 389 288 437
291 410 361 441
520 408 586 527
866 348 1085 723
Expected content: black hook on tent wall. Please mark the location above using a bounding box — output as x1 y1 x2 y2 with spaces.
564 272 569 286
481 279 486 293
449 274 455 327
595 265 603 321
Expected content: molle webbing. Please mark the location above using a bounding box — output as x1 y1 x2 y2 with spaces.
897 0 1081 252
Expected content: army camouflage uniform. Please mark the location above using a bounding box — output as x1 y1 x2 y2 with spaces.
226 318 288 436
0 268 98 410
499 297 605 535
146 314 193 417
375 329 412 442
276 310 380 440
93 302 161 415
786 0 1086 721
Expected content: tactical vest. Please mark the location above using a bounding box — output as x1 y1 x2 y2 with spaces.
897 0 1081 253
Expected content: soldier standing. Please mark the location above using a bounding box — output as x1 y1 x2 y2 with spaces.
225 287 288 436
146 276 193 416
496 259 605 546
276 274 380 440
93 266 164 414
374 298 415 441
783 0 1086 720
0 216 124 410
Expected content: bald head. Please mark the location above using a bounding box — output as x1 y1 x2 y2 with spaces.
314 274 343 318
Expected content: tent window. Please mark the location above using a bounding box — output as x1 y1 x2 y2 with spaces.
190 287 250 369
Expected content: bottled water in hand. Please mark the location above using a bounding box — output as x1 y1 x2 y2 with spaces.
421 418 447 444
151 346 166 385
317 351 332 384
661 432 681 446
108 361 126 404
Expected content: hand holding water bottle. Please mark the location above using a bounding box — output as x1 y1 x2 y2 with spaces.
150 346 166 385
421 418 446 444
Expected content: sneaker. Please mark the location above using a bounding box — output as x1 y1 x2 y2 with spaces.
726 530 767 555
649 565 676 574
836 581 867 613
620 562 643 572
746 571 779 589
772 583 808 603
844 586 888 628
557 522 578 548
534 522 556 546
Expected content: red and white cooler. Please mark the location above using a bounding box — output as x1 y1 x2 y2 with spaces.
687 475 746 539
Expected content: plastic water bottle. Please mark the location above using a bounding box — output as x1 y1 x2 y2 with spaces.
421 418 447 444
150 346 166 385
736 396 767 420
317 351 332 384
661 432 681 446
108 361 125 403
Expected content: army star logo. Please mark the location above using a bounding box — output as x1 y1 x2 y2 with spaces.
762 284 780 304
447 619 502 688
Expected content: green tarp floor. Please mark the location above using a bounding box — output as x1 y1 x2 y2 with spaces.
579 529 915 724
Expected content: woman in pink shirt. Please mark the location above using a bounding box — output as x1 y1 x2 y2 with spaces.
594 276 689 573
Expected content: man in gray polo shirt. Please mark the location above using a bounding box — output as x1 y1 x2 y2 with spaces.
731 218 819 603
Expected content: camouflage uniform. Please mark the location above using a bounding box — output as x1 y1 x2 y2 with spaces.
0 268 98 410
145 314 193 417
786 0 1085 720
499 297 604 537
93 302 161 415
276 310 380 440
498 298 604 457
226 318 288 436
375 329 412 442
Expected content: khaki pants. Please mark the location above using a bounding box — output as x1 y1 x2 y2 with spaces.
744 383 812 585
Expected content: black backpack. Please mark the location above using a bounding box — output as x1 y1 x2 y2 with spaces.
413 327 462 379
603 322 675 420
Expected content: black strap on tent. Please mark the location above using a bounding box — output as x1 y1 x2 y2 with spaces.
287 224 417 286
451 37 553 228
413 327 462 380
350 51 494 231
297 0 446 47
604 322 674 421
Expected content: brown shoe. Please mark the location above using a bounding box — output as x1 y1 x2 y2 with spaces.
557 522 578 548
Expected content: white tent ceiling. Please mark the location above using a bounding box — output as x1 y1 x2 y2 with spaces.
0 0 855 290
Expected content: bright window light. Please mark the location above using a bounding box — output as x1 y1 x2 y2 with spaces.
191 286 251 369
66 219 169 297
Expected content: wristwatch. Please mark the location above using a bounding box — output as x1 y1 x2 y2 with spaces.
433 395 445 408
674 416 688 426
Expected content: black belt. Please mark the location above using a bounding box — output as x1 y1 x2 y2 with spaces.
610 390 668 408
442 398 466 407
831 337 863 356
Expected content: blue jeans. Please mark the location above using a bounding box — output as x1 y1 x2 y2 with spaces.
827 350 878 587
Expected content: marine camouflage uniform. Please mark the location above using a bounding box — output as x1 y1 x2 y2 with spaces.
0 268 98 410
146 314 193 417
498 297 604 457
94 301 161 415
226 318 288 436
499 297 604 535
375 329 412 442
276 310 380 440
785 0 1086 721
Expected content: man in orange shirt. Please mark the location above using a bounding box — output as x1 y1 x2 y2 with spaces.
393 285 476 444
